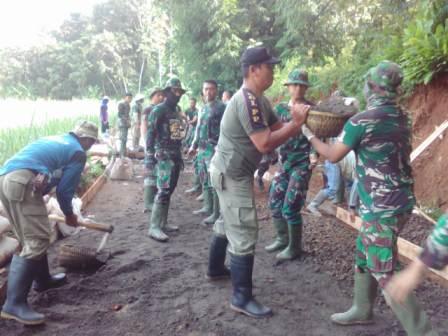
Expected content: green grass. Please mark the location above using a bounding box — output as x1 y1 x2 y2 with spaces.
0 115 99 166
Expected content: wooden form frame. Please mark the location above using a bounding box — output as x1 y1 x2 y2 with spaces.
336 207 448 287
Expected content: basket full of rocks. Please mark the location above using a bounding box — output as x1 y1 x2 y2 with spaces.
306 94 359 138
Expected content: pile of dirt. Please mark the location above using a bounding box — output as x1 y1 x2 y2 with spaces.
313 95 359 116
407 72 448 209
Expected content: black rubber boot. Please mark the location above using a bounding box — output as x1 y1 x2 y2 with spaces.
207 235 230 280
229 254 272 318
33 254 67 292
1 255 45 325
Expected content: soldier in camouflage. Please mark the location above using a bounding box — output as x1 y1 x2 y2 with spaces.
265 69 314 261
188 80 226 226
146 77 186 242
117 92 133 158
386 212 448 307
141 87 164 213
301 61 436 335
184 97 202 195
184 97 199 149
131 94 145 151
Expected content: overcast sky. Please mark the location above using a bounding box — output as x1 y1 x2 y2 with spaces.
0 0 103 48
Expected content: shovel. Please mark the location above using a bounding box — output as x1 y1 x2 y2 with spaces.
49 215 114 269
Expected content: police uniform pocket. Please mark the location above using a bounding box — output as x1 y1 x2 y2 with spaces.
210 168 224 192
4 174 31 202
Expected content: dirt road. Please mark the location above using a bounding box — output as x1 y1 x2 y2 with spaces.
1 163 447 335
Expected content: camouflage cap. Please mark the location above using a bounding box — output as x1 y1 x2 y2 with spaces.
365 61 403 92
284 69 310 86
71 121 98 141
164 76 186 94
148 86 163 98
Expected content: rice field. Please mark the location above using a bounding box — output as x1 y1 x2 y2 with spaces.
0 99 118 165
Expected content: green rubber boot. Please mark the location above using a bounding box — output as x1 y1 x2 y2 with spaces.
148 203 169 242
276 224 302 260
386 292 438 336
162 199 179 232
202 190 220 225
331 272 377 325
185 174 201 194
196 192 204 202
143 185 157 213
265 218 288 253
193 188 213 216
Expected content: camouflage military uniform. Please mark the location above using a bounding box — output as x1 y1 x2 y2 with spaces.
420 214 448 270
330 62 436 336
131 97 144 149
117 100 131 157
146 102 185 205
193 100 226 191
340 79 414 288
147 77 186 242
184 106 198 148
142 103 157 211
269 101 313 226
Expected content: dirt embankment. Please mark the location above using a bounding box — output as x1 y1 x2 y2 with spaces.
407 73 448 209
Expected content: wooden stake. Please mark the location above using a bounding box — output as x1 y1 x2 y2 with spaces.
410 120 448 163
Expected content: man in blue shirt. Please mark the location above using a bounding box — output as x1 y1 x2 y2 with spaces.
0 121 97 326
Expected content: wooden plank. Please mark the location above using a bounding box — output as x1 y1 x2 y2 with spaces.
80 174 107 211
335 207 448 287
410 120 448 162
413 207 437 225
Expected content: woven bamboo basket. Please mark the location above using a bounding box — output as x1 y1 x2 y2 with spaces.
58 244 106 270
306 110 349 138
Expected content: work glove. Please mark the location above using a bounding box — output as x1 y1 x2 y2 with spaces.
301 124 315 141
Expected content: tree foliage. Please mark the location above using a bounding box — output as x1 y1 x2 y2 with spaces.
0 0 446 100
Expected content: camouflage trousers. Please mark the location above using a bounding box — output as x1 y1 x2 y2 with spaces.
144 166 157 188
193 154 200 177
131 120 141 149
355 212 410 288
269 165 311 226
420 214 448 270
197 146 214 190
155 158 182 204
184 125 196 148
0 170 50 259
119 126 129 157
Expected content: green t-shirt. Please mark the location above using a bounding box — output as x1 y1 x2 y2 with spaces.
212 87 278 179
340 105 415 221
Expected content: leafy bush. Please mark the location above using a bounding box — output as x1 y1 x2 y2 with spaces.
400 1 448 88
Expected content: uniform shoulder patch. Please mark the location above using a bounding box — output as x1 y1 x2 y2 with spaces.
242 88 266 130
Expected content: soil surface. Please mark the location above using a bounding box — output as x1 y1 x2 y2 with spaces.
407 73 448 209
1 163 447 336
